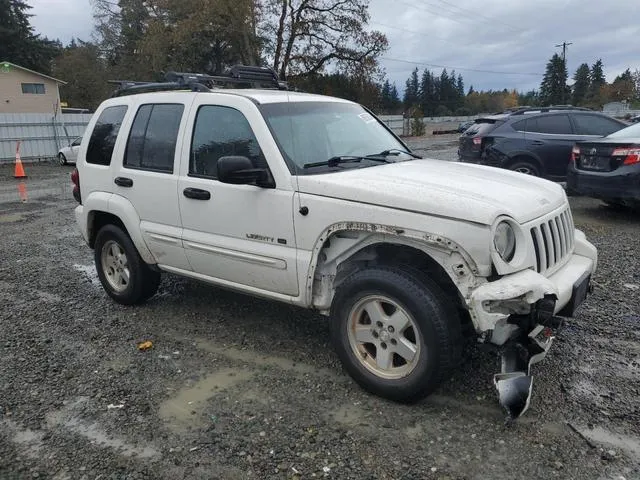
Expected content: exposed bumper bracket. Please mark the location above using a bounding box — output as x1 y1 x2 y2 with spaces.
494 322 558 420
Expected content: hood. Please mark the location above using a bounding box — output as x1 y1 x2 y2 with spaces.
296 159 566 225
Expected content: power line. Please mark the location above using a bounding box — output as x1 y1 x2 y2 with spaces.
370 21 457 44
430 0 521 33
380 56 543 76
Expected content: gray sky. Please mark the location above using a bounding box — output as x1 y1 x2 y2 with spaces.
29 0 639 93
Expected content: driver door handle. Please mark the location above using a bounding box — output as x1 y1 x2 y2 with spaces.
183 187 211 200
114 176 133 187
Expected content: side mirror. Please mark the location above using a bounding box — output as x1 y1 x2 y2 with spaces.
217 156 274 188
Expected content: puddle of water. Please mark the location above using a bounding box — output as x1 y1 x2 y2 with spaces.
72 263 101 287
579 426 640 459
0 182 72 203
46 397 159 459
0 213 26 223
35 290 61 303
2 419 44 459
159 368 253 432
329 404 369 427
194 338 337 378
404 423 424 439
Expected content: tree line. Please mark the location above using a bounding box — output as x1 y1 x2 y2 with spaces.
1 0 389 110
2 0 639 118
539 54 640 109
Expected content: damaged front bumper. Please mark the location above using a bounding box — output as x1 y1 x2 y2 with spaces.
468 241 596 419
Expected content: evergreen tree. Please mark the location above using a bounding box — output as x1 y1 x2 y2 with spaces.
390 83 400 106
571 63 590 106
0 0 61 73
539 53 569 105
467 85 475 95
403 67 420 108
587 59 606 102
614 68 633 83
455 72 464 111
439 68 450 110
419 68 433 115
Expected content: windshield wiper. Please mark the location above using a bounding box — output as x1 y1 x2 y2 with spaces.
302 156 390 169
366 148 422 159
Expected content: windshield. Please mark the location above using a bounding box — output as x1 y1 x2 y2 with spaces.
260 101 413 174
607 121 640 139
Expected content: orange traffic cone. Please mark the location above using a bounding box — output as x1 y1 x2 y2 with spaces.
13 140 27 178
14 141 27 178
14 157 27 178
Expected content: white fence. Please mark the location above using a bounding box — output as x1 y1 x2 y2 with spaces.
378 114 487 136
0 113 94 163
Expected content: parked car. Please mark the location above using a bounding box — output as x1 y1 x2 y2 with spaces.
71 66 597 419
567 121 640 208
58 136 82 165
457 120 474 133
458 107 627 181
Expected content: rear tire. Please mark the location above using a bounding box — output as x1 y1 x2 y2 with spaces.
94 224 160 305
509 160 540 177
58 153 67 166
330 266 461 403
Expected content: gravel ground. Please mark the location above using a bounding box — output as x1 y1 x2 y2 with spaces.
404 133 460 162
1 162 639 480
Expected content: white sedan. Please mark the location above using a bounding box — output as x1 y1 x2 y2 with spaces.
58 136 81 165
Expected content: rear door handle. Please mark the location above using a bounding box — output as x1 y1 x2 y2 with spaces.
183 187 211 200
114 177 133 187
531 140 545 145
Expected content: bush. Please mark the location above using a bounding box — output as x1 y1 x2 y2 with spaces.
410 108 425 136
435 105 451 116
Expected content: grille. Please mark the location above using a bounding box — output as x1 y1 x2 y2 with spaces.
530 207 574 275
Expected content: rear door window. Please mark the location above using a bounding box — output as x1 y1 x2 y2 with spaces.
124 103 184 173
572 114 624 136
525 115 573 135
86 105 128 166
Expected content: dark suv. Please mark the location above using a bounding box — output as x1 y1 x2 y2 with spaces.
458 107 627 181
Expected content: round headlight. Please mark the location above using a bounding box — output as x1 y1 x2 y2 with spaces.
494 221 516 262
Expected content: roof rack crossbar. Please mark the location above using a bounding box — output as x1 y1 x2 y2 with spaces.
109 64 289 97
508 105 592 115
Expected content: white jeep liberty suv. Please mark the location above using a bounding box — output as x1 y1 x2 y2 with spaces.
72 66 597 419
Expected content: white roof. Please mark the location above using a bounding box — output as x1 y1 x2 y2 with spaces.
222 89 352 105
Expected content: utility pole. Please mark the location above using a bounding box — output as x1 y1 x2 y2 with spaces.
555 41 572 104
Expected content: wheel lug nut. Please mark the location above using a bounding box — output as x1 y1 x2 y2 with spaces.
372 331 379 338
380 342 387 349
388 326 394 333
376 321 383 328
390 339 397 345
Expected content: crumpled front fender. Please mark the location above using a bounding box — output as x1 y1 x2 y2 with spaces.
469 269 558 333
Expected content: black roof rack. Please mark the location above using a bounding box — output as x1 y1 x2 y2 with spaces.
508 105 592 115
109 65 289 97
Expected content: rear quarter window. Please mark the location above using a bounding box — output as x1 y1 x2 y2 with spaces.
465 121 500 136
572 114 625 136
86 105 128 166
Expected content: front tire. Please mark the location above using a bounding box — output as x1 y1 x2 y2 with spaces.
94 225 160 305
58 153 67 165
330 267 461 403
